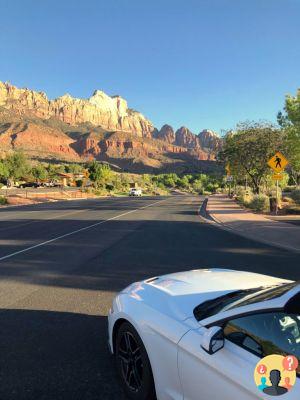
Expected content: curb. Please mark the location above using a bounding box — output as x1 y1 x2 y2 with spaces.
202 197 300 254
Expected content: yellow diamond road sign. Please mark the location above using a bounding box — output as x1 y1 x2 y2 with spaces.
267 152 289 173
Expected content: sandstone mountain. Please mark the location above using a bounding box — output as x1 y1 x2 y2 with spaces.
198 129 223 154
0 82 222 173
0 82 153 137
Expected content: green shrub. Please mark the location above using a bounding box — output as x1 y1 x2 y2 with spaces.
0 196 7 205
248 194 270 212
94 188 109 196
290 190 300 205
236 187 253 206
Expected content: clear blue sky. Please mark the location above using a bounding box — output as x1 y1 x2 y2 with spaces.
1 0 300 134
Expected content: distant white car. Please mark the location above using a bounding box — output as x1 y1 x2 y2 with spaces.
129 188 142 197
108 269 300 400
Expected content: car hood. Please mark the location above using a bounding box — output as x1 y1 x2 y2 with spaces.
123 269 291 322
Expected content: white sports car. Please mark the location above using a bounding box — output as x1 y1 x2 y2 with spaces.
108 269 300 400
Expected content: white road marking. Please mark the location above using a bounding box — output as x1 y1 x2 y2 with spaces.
0 199 136 231
0 198 168 262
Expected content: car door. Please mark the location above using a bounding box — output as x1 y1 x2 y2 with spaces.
178 311 300 399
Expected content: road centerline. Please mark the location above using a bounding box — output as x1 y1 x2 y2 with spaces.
0 198 168 262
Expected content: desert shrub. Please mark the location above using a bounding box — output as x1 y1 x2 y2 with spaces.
236 187 253 205
290 190 300 204
0 196 7 205
205 182 219 193
191 179 203 193
94 188 109 196
248 194 270 212
177 176 190 189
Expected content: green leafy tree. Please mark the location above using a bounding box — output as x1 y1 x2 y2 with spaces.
0 161 9 181
177 176 190 189
4 152 30 181
220 122 284 193
65 163 84 174
278 89 300 185
162 173 179 188
31 165 48 182
47 164 59 180
88 161 111 188
285 89 300 125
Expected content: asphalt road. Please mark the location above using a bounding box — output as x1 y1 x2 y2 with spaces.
0 195 299 400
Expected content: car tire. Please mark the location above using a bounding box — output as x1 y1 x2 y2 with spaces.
115 322 156 400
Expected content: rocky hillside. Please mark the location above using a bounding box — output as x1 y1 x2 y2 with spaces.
0 82 222 173
198 129 223 154
0 82 153 137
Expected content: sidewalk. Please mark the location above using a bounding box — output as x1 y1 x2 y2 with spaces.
206 194 300 253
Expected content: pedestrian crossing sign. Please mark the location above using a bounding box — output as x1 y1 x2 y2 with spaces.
267 152 288 173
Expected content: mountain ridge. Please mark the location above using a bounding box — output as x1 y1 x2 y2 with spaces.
0 81 222 173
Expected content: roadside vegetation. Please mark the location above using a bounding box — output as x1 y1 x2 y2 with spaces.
0 152 224 202
219 89 300 213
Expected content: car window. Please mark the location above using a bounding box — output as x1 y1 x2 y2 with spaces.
223 312 300 376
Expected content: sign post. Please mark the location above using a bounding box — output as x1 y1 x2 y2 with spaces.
225 164 233 196
226 175 233 197
267 152 289 215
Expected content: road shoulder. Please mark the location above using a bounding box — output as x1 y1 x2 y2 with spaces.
205 194 300 253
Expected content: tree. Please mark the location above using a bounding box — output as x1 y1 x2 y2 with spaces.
65 163 84 174
161 173 179 188
177 175 190 189
278 89 300 185
31 165 48 182
88 161 111 188
220 122 284 193
285 89 300 125
0 161 9 181
46 164 58 179
4 152 30 181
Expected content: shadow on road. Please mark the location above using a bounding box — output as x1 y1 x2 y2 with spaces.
0 217 299 294
0 309 125 400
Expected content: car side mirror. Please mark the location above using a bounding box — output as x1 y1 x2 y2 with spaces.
201 326 224 355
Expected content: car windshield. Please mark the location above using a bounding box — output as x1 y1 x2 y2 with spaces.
194 282 297 321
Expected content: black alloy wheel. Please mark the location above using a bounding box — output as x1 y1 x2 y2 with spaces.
115 322 156 400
